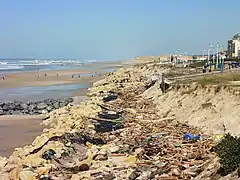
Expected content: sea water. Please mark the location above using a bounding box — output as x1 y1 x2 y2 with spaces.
0 59 118 101
0 83 89 101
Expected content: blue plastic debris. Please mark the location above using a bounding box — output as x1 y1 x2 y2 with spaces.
183 133 201 140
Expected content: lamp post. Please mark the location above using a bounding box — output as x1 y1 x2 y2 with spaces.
216 42 220 67
207 44 212 65
203 50 206 60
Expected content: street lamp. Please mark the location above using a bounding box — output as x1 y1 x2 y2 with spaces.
216 42 220 66
203 50 206 59
208 44 213 65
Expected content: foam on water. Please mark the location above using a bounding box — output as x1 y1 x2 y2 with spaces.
0 59 85 74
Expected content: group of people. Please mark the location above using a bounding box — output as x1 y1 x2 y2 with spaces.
202 64 210 73
71 72 101 78
37 73 57 79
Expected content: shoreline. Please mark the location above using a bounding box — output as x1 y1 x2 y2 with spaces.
0 60 122 89
0 58 224 179
0 61 122 157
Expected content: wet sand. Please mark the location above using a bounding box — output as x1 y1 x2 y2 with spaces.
0 115 44 157
0 61 126 157
0 61 121 89
0 69 91 88
0 72 103 157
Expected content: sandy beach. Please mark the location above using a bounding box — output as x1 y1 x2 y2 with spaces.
0 115 44 157
0 61 122 157
0 68 96 88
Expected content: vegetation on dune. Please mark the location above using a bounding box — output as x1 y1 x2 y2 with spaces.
214 133 240 176
175 72 240 85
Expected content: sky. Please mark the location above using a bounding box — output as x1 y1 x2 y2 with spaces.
0 0 239 60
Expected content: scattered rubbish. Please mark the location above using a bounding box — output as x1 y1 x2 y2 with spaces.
42 149 56 160
98 111 121 120
103 92 118 102
183 133 201 141
0 62 225 179
93 119 123 133
39 175 52 180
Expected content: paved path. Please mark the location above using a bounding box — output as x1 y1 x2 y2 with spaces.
168 68 240 81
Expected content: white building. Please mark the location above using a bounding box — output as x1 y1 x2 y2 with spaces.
229 33 240 58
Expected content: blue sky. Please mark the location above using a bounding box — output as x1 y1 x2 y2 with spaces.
0 0 239 60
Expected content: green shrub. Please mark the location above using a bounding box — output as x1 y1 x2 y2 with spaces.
214 133 240 175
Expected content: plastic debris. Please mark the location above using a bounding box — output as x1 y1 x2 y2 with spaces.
183 133 201 140
42 149 56 160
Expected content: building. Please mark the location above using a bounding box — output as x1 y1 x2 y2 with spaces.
227 40 233 58
227 33 240 58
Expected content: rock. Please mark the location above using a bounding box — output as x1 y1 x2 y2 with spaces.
0 157 7 168
20 103 28 110
59 102 66 107
9 166 21 180
93 79 107 87
19 170 35 180
0 102 4 107
128 169 140 180
37 103 48 110
93 154 108 161
0 109 4 115
134 148 145 158
67 98 73 102
172 168 180 176
109 145 120 153
53 102 59 109
41 109 48 114
2 104 9 111
46 106 53 112
28 104 36 112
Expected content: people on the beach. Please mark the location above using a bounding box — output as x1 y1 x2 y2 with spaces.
44 73 47 76
203 64 207 73
78 74 81 78
2 76 5 80
56 73 59 76
72 74 74 78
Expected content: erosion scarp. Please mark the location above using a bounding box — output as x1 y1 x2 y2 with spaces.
0 63 239 179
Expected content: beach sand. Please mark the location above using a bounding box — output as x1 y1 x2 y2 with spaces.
0 69 93 88
0 60 127 157
0 115 44 157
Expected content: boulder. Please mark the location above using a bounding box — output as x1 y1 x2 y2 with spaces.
46 106 53 112
20 103 28 110
37 103 48 110
53 102 60 109
28 104 36 112
19 169 35 180
0 109 4 115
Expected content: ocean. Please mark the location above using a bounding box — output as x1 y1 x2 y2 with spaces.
0 59 118 101
0 59 101 74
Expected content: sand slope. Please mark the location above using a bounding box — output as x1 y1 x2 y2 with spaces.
145 83 240 135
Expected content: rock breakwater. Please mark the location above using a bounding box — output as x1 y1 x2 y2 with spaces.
0 97 74 115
